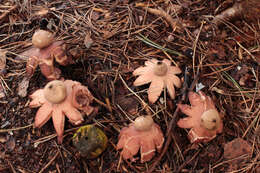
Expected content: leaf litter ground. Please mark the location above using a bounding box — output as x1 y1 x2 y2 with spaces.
0 0 259 172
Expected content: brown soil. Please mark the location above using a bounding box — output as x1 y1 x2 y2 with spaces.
0 0 259 173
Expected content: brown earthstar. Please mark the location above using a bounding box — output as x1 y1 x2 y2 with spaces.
117 115 164 163
29 80 95 143
22 29 74 80
177 91 223 143
133 59 182 103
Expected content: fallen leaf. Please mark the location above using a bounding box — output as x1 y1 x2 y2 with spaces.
224 138 251 159
116 95 139 115
224 138 252 171
207 44 226 60
17 77 30 97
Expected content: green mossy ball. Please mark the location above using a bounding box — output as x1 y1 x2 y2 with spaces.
72 125 108 159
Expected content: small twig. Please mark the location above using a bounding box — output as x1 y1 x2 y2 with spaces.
147 108 181 173
33 134 57 148
39 151 59 173
176 150 201 172
192 21 204 77
105 97 113 112
137 34 184 57
246 152 260 172
119 74 155 115
0 76 12 93
136 3 178 31
93 97 113 112
147 71 200 173
0 5 17 25
233 38 257 61
117 104 134 123
7 159 17 173
0 124 33 133
33 127 80 147
56 164 61 173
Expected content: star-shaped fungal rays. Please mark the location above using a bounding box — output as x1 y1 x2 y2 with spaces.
29 80 95 143
117 116 164 163
21 30 74 80
177 91 223 143
133 59 182 103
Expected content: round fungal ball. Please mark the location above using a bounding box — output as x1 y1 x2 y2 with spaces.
43 80 67 104
72 125 108 159
200 109 221 131
153 61 168 76
134 115 154 131
32 30 54 48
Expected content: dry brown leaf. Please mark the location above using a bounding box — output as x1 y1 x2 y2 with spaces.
224 138 252 171
17 77 30 97
224 138 252 159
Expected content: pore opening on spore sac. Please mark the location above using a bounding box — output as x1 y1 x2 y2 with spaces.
154 61 168 76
